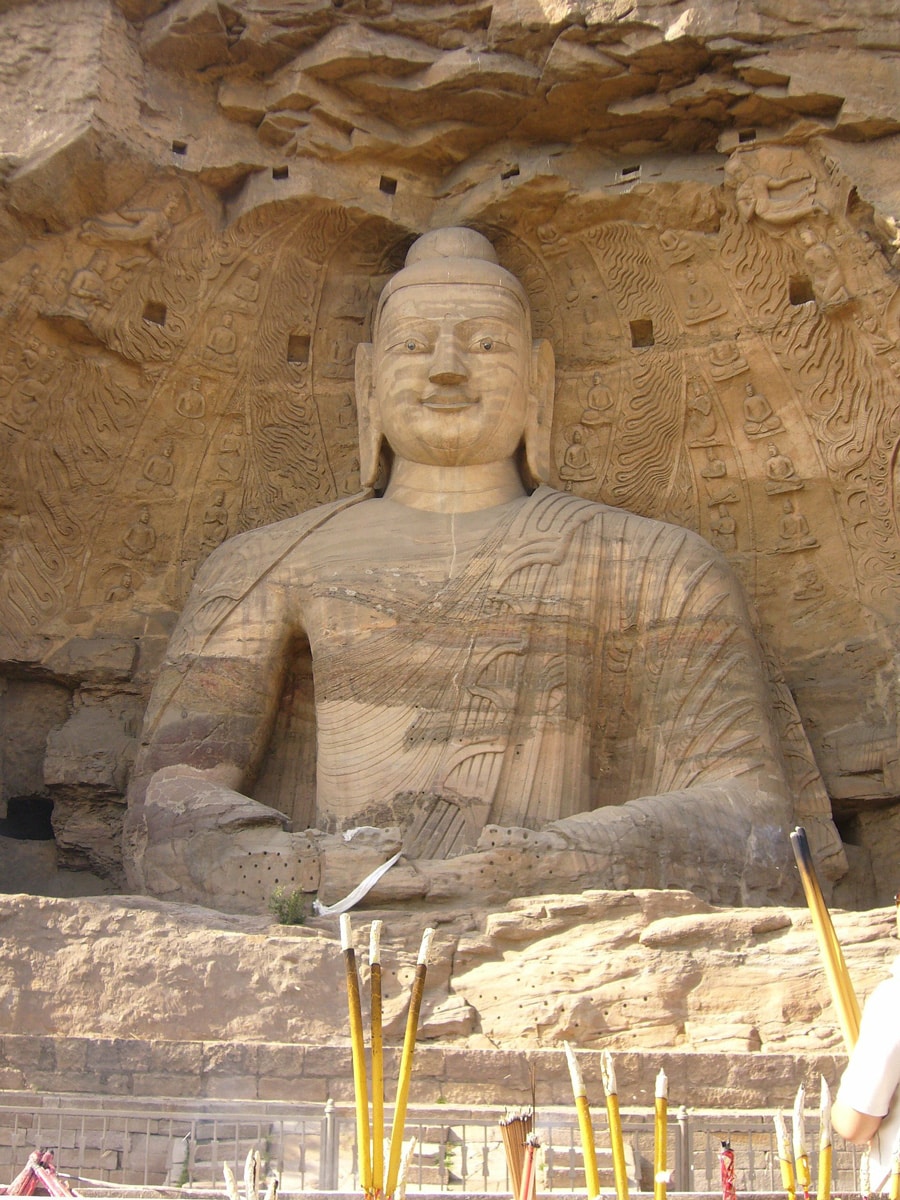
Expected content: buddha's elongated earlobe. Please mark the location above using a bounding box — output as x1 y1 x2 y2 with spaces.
355 342 383 488
524 337 555 487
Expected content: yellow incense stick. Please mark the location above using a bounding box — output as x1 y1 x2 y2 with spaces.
370 920 384 1198
816 1077 832 1200
654 1068 668 1200
793 1083 810 1197
564 1043 599 1200
790 828 860 1051
774 1110 796 1200
341 914 372 1195
601 1051 630 1200
385 927 434 1198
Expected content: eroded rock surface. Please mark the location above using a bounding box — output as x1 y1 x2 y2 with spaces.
0 890 894 1055
0 1 898 900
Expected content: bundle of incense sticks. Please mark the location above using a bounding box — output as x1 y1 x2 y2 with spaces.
499 1107 534 1198
340 915 435 1199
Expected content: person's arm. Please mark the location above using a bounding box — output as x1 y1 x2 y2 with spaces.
831 1099 884 1145
832 976 900 1146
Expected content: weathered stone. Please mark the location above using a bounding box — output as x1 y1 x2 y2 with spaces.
0 679 70 807
44 693 140 792
50 796 126 882
0 890 894 1065
123 225 844 916
43 637 137 685
421 994 477 1040
0 0 898 915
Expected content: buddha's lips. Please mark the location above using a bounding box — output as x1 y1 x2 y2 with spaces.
421 391 479 410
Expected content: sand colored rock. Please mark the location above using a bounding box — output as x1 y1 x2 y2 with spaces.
0 890 894 1056
0 1 897 903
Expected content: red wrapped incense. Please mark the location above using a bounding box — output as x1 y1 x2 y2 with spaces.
719 1140 736 1200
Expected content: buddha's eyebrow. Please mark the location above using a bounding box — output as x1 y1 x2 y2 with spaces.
380 316 439 337
381 314 522 338
455 317 521 335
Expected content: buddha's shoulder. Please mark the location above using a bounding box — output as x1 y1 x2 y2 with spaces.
191 494 370 593
533 487 726 566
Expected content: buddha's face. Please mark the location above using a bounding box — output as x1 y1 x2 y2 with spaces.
372 283 531 468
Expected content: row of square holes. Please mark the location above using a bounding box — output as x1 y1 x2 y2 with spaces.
140 284 816 347
265 151 764 192
155 126 772 354
169 139 403 194
170 129 759 168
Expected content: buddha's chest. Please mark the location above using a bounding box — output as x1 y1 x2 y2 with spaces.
294 503 519 655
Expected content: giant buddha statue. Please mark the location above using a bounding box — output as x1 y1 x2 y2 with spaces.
124 228 806 914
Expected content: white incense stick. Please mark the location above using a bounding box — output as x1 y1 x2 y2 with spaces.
370 919 382 964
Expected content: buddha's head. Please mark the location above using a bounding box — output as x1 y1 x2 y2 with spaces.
355 227 554 488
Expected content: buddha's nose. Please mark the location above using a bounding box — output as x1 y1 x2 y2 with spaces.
428 334 467 385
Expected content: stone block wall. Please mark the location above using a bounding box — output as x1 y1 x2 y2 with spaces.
0 1036 846 1110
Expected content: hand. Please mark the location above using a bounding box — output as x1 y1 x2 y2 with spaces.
314 829 428 907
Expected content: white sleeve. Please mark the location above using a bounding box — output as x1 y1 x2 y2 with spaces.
836 978 900 1118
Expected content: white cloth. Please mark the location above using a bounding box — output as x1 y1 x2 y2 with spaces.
836 956 900 1192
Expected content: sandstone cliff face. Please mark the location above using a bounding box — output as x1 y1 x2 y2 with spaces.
0 1 898 898
0 890 895 1055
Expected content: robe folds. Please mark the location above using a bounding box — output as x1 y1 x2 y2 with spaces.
130 486 795 876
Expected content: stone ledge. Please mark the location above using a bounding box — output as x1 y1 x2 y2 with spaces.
0 1036 846 1107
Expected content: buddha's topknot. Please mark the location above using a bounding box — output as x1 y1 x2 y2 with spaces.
374 227 530 334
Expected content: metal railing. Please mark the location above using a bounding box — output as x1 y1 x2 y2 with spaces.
0 1096 867 1194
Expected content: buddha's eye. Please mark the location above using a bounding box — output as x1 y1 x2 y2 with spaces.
476 337 494 351
406 339 418 351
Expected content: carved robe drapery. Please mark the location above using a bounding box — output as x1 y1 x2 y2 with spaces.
131 487 791 863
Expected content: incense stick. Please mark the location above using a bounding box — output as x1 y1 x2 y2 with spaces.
793 1084 810 1200
385 927 434 1198
370 920 384 1198
816 1077 831 1200
564 1043 599 1200
601 1051 629 1200
774 1109 796 1200
341 914 372 1196
654 1068 668 1200
244 1148 261 1200
396 1136 418 1200
790 827 860 1050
